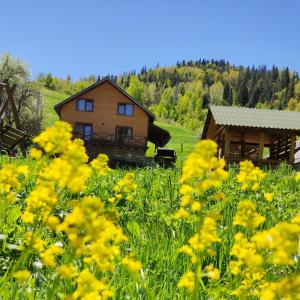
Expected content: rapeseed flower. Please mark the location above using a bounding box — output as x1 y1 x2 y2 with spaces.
71 269 113 300
264 192 273 202
237 160 266 191
122 256 142 273
177 272 195 292
252 221 300 265
233 200 265 230
109 173 137 203
13 269 31 283
91 154 111 176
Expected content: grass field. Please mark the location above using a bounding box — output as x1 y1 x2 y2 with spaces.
41 89 68 128
0 91 299 299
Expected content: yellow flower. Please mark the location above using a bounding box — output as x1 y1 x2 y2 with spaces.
29 148 42 159
13 269 31 283
233 200 265 230
111 173 137 203
90 154 111 176
237 160 266 191
71 269 113 300
252 221 300 265
57 196 127 272
58 264 77 279
264 192 273 202
122 256 142 273
188 217 220 252
204 264 220 280
175 207 190 218
179 245 194 257
177 271 195 292
40 244 63 268
261 274 300 300
230 233 263 272
191 201 201 211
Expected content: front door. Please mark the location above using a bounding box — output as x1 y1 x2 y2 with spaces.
116 127 133 146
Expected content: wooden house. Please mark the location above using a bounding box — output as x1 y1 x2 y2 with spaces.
201 106 300 165
54 77 170 159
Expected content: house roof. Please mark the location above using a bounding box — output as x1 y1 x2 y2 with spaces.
209 105 300 130
54 77 155 120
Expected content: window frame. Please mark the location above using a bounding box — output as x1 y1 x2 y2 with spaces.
76 99 94 112
115 126 133 145
74 122 93 141
117 103 134 116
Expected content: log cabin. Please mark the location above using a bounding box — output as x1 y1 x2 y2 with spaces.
201 106 300 166
54 77 170 160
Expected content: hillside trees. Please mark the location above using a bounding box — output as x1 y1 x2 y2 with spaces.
34 58 300 129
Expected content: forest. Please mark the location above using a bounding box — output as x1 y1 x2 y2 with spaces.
36 59 300 129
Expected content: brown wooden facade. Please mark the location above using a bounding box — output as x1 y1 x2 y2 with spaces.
202 108 299 166
54 77 170 159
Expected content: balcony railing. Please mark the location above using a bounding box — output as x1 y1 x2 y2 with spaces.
72 131 147 149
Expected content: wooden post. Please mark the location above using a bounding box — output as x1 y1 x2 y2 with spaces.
5 83 26 157
258 131 265 162
241 132 245 160
224 128 231 161
289 134 296 165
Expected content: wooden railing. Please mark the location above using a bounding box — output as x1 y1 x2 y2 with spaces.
73 131 147 149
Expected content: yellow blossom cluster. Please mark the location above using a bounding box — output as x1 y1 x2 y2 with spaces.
261 274 300 300
15 121 138 298
252 221 300 265
13 269 31 284
109 172 137 203
177 271 195 292
236 160 266 191
0 164 28 202
21 184 57 225
177 140 226 292
176 140 228 218
122 255 142 273
230 233 263 275
233 200 265 230
71 269 113 300
91 153 111 176
57 196 127 272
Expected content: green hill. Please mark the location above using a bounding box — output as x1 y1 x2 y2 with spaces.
42 88 68 128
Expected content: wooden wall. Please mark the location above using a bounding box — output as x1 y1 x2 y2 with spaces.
60 81 149 141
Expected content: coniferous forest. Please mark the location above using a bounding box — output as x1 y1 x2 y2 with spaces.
37 59 300 129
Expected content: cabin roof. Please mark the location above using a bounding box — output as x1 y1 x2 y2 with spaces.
209 105 300 130
54 77 155 120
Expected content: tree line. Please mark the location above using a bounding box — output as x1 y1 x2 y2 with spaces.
38 59 300 129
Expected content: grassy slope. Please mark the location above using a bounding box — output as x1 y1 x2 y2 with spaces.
42 89 68 128
43 88 199 161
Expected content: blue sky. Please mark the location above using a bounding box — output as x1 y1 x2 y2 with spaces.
1 0 300 79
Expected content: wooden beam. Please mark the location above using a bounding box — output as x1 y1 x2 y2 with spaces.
289 134 296 164
258 131 265 162
4 83 26 157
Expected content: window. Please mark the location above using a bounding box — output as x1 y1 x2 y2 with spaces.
116 127 133 145
76 99 93 112
75 123 93 141
117 103 133 116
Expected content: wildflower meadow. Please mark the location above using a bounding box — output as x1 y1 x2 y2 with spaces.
0 121 300 299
